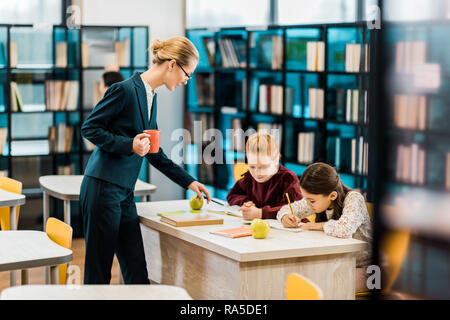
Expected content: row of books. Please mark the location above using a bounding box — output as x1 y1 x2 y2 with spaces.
345 43 370 73
297 132 316 164
185 112 215 144
218 38 247 68
195 73 215 106
258 84 284 115
395 143 426 185
327 136 369 175
308 88 325 119
328 88 368 124
395 41 427 74
45 81 79 111
393 94 427 130
48 123 74 153
57 163 75 175
306 41 325 72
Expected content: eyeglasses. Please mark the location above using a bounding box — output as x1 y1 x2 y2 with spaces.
165 59 191 80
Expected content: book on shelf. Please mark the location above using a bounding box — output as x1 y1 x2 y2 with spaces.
48 123 74 153
160 212 223 227
231 118 245 152
45 80 79 111
57 163 75 175
209 225 252 238
10 42 17 68
81 42 89 68
219 37 246 68
339 89 367 123
395 143 426 185
115 38 130 67
308 88 324 119
202 37 215 66
284 87 294 116
345 43 367 72
0 127 7 155
297 132 315 164
257 35 282 69
195 73 215 106
306 41 325 72
272 35 283 69
257 123 282 146
395 41 427 74
56 41 67 68
10 82 23 112
393 94 427 130
327 135 368 175
258 84 283 115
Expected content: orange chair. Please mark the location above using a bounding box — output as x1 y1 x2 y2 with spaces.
286 273 323 300
46 217 73 284
0 177 22 230
233 163 248 181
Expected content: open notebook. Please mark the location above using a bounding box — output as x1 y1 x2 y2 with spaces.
243 219 304 233
205 199 242 218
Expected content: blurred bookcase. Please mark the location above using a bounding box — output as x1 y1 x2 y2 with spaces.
0 23 148 232
184 22 378 201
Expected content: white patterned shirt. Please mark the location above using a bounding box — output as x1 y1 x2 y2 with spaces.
277 191 373 267
141 76 154 121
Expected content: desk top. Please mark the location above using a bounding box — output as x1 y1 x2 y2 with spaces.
0 284 192 300
39 175 156 200
137 200 367 262
0 231 72 272
0 189 25 207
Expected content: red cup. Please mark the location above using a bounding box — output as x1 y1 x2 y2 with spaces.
143 130 160 153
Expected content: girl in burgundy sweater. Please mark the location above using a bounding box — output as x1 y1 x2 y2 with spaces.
227 133 303 220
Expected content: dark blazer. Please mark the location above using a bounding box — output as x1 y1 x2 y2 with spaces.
81 72 195 190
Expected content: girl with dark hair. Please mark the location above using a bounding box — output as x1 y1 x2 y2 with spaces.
277 162 372 292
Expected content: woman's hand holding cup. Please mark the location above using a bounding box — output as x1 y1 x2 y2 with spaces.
132 133 151 156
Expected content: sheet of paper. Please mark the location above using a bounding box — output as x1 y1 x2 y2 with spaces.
206 199 243 217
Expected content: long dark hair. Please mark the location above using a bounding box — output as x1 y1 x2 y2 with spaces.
299 162 352 222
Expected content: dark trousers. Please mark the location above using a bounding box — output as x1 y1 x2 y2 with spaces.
80 176 150 284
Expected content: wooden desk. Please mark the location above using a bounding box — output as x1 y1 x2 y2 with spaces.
0 189 26 231
137 200 368 300
0 231 72 286
39 175 156 228
0 284 192 300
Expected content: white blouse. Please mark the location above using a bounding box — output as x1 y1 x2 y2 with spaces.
277 191 372 267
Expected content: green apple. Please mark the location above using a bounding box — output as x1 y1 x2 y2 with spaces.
250 218 270 239
189 196 204 210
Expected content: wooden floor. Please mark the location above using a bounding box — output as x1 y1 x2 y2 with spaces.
0 238 121 294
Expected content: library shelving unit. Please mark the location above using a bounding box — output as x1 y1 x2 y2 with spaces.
0 23 149 233
184 22 378 201
376 14 450 299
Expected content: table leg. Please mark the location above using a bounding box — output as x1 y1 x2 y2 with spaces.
50 265 59 284
45 266 50 284
10 271 16 287
43 191 49 231
64 200 71 226
9 206 17 230
21 269 29 285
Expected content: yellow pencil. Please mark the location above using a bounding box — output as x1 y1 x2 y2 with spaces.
285 193 295 217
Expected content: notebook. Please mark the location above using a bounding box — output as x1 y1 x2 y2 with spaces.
160 212 223 227
242 219 304 233
210 225 252 238
206 200 243 218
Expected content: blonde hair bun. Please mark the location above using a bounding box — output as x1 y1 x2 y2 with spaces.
150 37 199 66
151 39 165 56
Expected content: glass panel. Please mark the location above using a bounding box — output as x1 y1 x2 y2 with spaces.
0 0 62 25
11 113 52 139
10 27 53 68
82 27 118 68
11 156 53 188
285 72 320 118
286 28 323 71
132 27 148 68
0 27 7 68
327 27 366 72
249 29 283 70
186 0 269 28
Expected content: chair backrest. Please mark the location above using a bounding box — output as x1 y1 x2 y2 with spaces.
233 163 249 181
286 273 323 300
46 218 73 284
381 229 410 293
0 176 22 230
365 202 374 222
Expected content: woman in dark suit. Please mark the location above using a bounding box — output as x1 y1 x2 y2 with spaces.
80 37 211 284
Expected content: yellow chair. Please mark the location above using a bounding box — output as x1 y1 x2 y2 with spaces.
366 202 374 222
46 217 73 284
0 177 22 230
286 273 323 300
233 163 248 181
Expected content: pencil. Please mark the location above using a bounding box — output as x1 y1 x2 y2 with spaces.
285 193 295 216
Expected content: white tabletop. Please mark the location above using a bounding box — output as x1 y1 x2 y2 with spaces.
0 284 193 300
0 231 72 272
137 200 367 262
39 175 156 200
0 189 26 207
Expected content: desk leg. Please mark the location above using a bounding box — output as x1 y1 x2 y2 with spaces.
50 266 59 284
43 191 49 231
10 206 17 230
21 269 29 285
140 196 145 202
64 200 71 226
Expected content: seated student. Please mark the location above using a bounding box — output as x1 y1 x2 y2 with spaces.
277 162 372 293
99 71 124 96
227 132 303 220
